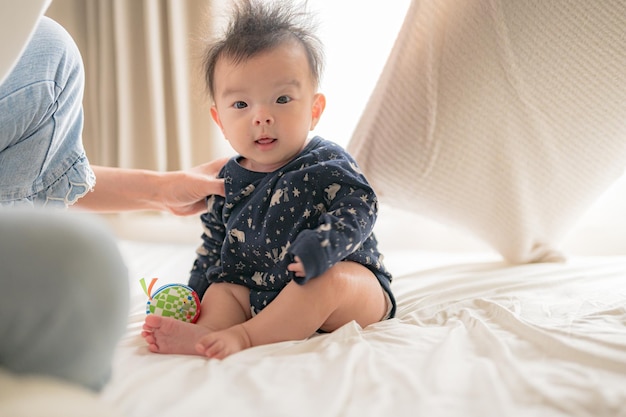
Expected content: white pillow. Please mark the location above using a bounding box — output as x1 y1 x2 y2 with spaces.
348 0 626 263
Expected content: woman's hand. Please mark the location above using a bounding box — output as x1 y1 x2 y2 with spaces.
160 157 228 215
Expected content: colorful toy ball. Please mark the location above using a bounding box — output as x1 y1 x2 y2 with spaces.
140 278 201 323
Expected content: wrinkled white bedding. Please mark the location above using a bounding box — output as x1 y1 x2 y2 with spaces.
100 239 626 417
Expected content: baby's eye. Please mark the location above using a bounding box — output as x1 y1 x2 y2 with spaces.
233 101 247 109
276 96 291 104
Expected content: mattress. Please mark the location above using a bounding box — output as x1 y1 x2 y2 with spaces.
100 231 626 417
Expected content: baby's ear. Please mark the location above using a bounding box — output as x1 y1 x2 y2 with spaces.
309 93 326 130
210 105 225 132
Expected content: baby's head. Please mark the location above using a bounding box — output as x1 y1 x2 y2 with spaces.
203 0 324 100
203 0 327 173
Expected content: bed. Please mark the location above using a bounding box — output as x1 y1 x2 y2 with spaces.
94 211 626 417
5 209 624 417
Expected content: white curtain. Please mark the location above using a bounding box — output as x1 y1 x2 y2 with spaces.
45 0 226 171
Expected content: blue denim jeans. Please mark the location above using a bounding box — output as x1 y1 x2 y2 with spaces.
0 16 94 207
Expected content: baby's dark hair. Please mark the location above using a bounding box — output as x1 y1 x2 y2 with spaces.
202 0 324 99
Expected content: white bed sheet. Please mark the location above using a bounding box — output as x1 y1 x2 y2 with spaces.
101 240 626 417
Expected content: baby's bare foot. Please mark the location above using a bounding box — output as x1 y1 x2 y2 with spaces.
196 324 252 360
141 315 210 355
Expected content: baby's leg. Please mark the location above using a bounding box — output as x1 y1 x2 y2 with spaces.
197 261 387 359
142 282 251 355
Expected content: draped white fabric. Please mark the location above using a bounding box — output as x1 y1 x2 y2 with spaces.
347 0 626 263
45 0 224 170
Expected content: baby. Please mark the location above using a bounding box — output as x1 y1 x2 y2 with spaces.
142 0 395 359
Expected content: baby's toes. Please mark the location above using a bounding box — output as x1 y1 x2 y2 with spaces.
142 331 156 344
144 314 163 328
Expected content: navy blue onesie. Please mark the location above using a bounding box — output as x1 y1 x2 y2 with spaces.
189 136 395 317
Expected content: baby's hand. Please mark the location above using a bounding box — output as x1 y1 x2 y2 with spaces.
287 256 306 278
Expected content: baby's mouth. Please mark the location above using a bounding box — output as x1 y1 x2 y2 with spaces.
255 137 276 144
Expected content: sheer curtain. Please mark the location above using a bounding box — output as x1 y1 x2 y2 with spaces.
45 0 227 171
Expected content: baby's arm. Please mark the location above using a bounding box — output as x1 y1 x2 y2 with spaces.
188 194 226 297
288 164 378 282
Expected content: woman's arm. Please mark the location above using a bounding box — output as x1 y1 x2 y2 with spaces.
74 158 228 216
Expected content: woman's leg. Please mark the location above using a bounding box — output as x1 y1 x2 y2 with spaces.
0 16 94 207
0 210 129 391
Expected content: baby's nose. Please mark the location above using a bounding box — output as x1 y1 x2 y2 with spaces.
253 109 274 125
